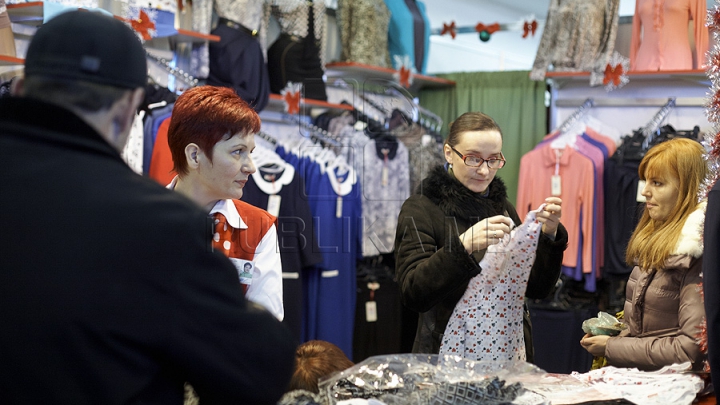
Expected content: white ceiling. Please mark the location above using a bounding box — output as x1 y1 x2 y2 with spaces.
422 0 713 74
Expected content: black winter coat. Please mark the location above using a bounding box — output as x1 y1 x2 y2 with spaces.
0 98 295 404
394 165 568 360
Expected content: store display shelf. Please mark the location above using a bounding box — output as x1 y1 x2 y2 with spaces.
8 2 219 42
266 93 353 113
325 61 455 91
545 69 709 86
7 1 43 25
0 55 24 66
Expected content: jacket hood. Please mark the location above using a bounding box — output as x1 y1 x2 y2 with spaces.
672 200 706 258
419 165 508 221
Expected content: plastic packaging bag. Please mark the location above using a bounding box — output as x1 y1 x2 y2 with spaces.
317 354 550 405
582 312 627 336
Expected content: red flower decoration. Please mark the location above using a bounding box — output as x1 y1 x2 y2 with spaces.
603 63 624 86
398 66 411 88
475 22 500 34
282 90 301 115
131 10 156 40
710 6 720 32
522 20 538 38
441 21 457 39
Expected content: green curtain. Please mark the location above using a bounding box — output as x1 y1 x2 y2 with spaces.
419 71 547 206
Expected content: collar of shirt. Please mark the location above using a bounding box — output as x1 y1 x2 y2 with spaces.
167 176 248 230
209 199 247 230
542 144 574 168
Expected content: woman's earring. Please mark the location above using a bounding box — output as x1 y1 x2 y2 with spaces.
449 163 453 169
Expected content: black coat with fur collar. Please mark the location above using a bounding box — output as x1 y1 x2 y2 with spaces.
394 166 568 359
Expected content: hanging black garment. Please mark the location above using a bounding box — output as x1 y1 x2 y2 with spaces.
267 2 327 101
208 22 270 112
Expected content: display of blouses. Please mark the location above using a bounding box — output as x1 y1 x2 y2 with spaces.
337 0 391 68
530 0 620 84
383 0 431 74
630 0 708 71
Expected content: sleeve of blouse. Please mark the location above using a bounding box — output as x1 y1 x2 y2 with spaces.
247 224 284 321
596 0 621 70
629 0 642 70
260 0 271 60
315 0 328 68
691 0 709 69
530 0 560 81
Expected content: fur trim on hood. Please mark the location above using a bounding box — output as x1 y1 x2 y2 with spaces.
420 165 509 221
673 201 706 258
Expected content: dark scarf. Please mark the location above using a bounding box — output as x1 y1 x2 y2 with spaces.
420 165 509 222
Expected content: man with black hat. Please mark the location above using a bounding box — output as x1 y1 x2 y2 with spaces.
0 10 296 404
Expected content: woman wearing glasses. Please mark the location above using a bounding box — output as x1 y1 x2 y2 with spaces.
394 111 568 360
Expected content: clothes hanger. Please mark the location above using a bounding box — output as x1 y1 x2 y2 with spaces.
550 98 594 149
641 98 676 150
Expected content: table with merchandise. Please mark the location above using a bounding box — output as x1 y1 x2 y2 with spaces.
315 354 713 405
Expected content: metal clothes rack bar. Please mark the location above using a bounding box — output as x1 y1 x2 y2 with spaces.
641 98 676 149
415 103 443 133
145 51 199 88
383 87 444 133
555 97 703 108
272 113 341 147
257 131 278 145
557 98 594 134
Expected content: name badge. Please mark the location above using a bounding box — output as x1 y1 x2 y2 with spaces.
229 258 254 286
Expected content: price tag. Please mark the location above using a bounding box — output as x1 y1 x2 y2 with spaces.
551 175 562 196
636 180 647 202
267 195 281 217
336 196 343 218
365 301 377 322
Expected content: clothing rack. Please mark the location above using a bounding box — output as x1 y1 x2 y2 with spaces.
384 87 443 133
145 51 199 88
556 98 594 134
415 103 443 133
274 113 341 147
555 97 703 108
257 131 278 145
330 79 390 127
641 98 676 149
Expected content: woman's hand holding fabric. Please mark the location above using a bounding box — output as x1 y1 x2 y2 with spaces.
537 197 562 238
459 215 513 254
580 333 610 357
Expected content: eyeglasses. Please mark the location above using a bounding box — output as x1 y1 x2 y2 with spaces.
450 146 506 169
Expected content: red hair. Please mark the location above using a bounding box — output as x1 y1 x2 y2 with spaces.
288 340 354 393
167 86 261 176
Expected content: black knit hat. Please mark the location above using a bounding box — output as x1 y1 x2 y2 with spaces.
24 10 147 89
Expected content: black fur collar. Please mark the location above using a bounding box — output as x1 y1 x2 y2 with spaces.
420 165 508 221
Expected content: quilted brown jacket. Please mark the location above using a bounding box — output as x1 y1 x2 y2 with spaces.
605 202 706 371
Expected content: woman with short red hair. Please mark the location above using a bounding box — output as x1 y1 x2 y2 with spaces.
167 85 283 321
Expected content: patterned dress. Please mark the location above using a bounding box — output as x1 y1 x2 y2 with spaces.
440 205 545 362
